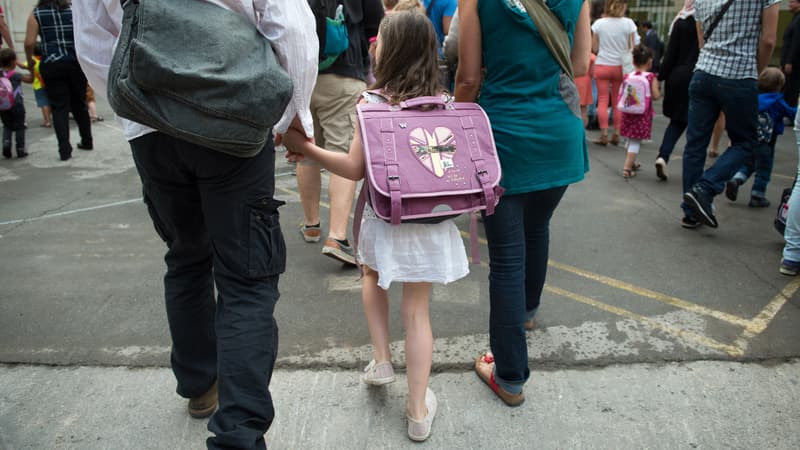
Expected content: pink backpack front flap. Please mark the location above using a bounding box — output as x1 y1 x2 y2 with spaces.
357 96 503 225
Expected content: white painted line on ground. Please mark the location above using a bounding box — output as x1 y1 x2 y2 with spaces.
0 198 142 226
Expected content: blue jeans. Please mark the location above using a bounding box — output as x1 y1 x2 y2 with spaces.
682 71 759 216
131 133 286 450
658 119 687 163
732 136 777 198
482 185 568 393
783 128 800 262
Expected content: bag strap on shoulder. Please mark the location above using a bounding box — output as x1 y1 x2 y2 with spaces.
517 0 574 80
703 0 736 43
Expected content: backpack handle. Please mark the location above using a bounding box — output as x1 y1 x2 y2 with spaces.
398 95 449 110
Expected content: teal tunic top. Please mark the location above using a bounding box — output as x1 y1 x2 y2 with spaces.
478 0 589 195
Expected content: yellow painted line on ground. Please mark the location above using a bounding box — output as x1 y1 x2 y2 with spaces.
545 285 745 357
547 260 754 330
732 277 800 353
772 173 795 181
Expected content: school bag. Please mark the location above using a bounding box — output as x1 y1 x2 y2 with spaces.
309 0 349 71
0 70 19 111
616 72 651 115
353 92 504 263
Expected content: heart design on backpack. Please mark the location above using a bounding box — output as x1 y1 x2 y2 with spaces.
409 126 456 178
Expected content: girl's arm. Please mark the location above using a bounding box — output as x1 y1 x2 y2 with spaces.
454 0 481 102
283 122 366 181
591 31 599 54
19 71 34 84
650 74 661 100
570 0 591 77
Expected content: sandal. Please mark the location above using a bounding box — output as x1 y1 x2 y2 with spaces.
622 169 636 179
631 162 641 171
474 353 525 407
610 134 620 146
593 134 608 146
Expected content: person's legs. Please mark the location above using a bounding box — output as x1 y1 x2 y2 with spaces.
12 108 26 156
482 194 528 393
400 281 433 421
658 119 687 163
523 186 568 320
783 128 800 267
609 69 624 142
314 75 364 242
594 65 613 138
129 133 218 407
361 266 392 364
1 112 12 158
709 113 726 157
66 61 93 147
750 140 775 204
681 71 720 218
191 141 284 450
696 78 758 194
40 61 72 159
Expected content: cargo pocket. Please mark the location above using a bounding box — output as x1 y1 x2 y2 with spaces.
246 197 287 278
142 193 171 244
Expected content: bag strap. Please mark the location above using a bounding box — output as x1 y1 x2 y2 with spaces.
517 0 574 80
703 0 736 43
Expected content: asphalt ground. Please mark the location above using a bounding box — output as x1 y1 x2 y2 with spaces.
1 85 799 449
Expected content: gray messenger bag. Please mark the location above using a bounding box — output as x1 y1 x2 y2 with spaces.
108 0 293 157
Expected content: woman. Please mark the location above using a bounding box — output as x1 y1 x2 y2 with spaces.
24 0 92 161
455 0 590 405
654 0 699 181
590 0 636 145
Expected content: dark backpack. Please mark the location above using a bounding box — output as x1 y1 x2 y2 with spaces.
310 0 349 71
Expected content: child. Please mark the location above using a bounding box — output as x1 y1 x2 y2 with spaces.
725 67 796 207
282 12 467 442
0 48 33 159
619 45 660 178
31 43 51 128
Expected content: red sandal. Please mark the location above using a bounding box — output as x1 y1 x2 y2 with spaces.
474 353 525 407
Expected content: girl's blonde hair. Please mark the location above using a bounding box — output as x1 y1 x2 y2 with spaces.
603 0 627 18
371 11 442 103
392 0 425 13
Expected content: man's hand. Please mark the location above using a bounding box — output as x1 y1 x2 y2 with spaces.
786 64 793 75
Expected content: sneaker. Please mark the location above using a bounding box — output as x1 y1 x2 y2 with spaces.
407 388 437 442
780 258 800 276
681 215 702 229
724 179 741 202
17 150 28 158
683 186 718 228
2 149 10 159
748 196 771 208
322 237 357 266
188 381 218 419
300 223 321 243
77 141 93 151
361 359 396 386
655 157 668 181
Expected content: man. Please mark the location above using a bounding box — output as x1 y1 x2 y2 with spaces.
71 1 317 449
681 0 779 229
0 6 14 50
423 0 457 50
298 0 382 266
642 21 663 74
782 0 800 107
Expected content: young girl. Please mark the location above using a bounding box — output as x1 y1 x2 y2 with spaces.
619 44 660 178
282 11 468 442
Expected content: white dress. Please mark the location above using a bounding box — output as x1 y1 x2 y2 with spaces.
356 91 469 290
358 204 469 290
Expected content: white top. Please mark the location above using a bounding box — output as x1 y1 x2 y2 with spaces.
71 0 318 141
591 17 638 66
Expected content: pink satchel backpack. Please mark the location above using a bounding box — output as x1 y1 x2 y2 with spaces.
353 93 503 262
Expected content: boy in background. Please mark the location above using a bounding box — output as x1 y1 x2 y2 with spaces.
0 48 33 158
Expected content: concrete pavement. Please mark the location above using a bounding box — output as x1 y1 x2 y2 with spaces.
2 84 800 448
